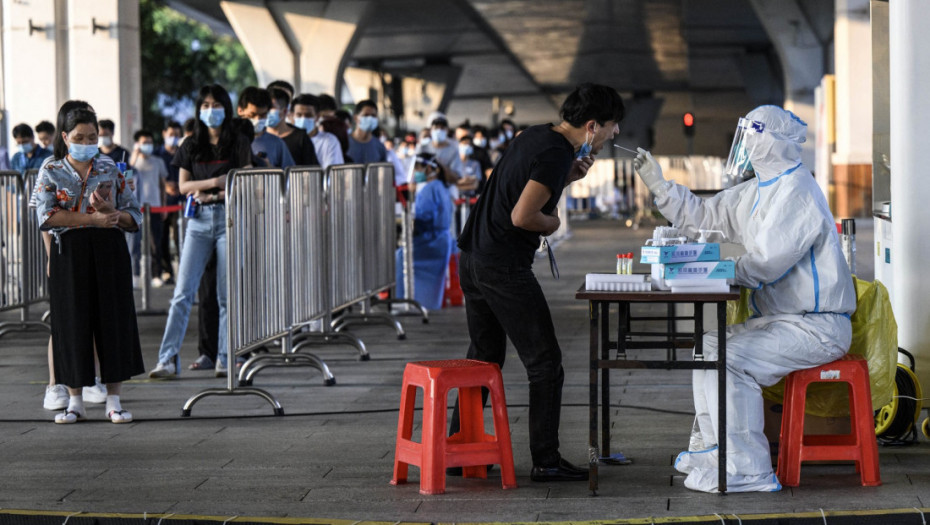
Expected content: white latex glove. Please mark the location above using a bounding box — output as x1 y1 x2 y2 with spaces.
633 147 670 197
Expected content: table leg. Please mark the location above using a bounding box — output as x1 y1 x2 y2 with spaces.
717 301 727 494
588 300 599 495
601 301 611 457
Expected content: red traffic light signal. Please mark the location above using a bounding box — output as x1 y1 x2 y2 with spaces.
682 112 695 136
683 112 694 127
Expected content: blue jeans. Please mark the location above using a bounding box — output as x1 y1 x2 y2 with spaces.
157 204 227 367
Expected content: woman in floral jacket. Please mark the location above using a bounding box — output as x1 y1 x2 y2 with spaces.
31 100 145 424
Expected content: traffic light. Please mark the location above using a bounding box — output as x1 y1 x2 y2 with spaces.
682 112 695 137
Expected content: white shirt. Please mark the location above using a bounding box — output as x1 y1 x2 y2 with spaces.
311 131 344 170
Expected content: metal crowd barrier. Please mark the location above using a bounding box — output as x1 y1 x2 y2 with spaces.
328 164 406 339
333 163 405 337
0 169 50 338
182 168 289 417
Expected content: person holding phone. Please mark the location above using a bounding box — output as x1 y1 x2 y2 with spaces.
31 100 145 424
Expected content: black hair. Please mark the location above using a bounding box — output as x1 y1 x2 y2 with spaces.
431 117 449 128
12 123 34 139
182 118 197 134
292 94 320 112
99 119 115 133
268 87 291 112
230 117 255 143
458 134 473 143
266 80 295 99
353 99 377 115
500 118 516 130
237 86 271 110
191 84 239 162
164 120 182 132
559 82 625 127
472 125 489 137
335 109 352 124
35 120 55 134
53 100 97 160
133 129 154 142
456 120 471 130
318 94 338 112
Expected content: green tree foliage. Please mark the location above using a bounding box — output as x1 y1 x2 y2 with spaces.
140 0 256 135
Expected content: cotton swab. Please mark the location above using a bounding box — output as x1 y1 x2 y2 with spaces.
613 144 639 154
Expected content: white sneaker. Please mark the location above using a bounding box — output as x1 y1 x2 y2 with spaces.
43 384 69 411
148 361 177 378
151 277 164 288
82 377 107 404
215 361 228 378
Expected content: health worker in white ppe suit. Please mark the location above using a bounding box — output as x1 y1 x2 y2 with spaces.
633 105 857 493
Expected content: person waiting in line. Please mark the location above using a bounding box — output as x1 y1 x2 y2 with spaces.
267 79 294 100
149 84 252 379
265 87 318 167
292 94 344 170
236 87 295 169
35 120 55 150
456 134 481 194
156 120 183 285
10 123 52 173
317 93 338 119
187 118 255 373
29 102 108 413
180 118 196 145
127 129 168 289
32 100 145 423
97 119 130 164
393 153 454 310
320 112 351 163
381 131 410 188
454 120 471 142
634 105 856 493
419 112 461 181
469 125 495 177
451 83 622 481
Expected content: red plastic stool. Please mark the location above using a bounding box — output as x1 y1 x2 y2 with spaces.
444 253 464 307
390 359 517 495
776 354 881 487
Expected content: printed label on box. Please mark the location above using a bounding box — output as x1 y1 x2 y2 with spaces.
640 243 720 264
663 260 734 280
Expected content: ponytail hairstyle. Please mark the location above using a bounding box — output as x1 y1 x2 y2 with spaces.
53 100 97 160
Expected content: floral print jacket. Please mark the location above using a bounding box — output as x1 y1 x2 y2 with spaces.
31 154 142 241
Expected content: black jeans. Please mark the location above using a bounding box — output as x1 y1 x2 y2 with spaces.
197 250 219 362
450 250 565 467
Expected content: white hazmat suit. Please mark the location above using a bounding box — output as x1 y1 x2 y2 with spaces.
634 105 857 493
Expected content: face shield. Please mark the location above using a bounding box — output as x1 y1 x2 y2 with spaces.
724 117 766 180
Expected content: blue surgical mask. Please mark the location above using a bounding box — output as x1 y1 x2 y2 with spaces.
200 107 225 128
69 142 98 162
139 143 154 156
266 109 281 128
414 170 428 183
165 136 180 148
359 115 379 133
505 129 514 140
576 125 597 159
294 116 315 133
18 143 35 155
459 144 473 157
250 117 267 134
473 137 487 148
430 129 448 144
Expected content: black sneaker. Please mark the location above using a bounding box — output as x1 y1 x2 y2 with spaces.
530 458 589 482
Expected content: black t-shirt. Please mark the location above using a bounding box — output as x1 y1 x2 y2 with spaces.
457 124 573 267
172 135 252 196
281 125 319 166
103 145 130 165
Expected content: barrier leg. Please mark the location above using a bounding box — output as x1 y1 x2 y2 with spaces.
138 204 166 316
335 297 406 340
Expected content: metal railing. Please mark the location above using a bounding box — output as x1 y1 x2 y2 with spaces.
0 169 50 338
182 168 289 417
333 163 406 337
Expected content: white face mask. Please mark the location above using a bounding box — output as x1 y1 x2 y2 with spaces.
98 136 113 148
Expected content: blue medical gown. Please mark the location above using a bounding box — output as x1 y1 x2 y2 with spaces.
395 180 454 310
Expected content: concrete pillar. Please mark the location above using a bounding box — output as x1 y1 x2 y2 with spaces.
67 0 141 150
833 0 873 218
889 0 930 393
267 0 370 99
220 0 295 89
748 0 827 170
1 0 67 148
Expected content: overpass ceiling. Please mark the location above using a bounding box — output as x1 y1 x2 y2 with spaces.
172 0 782 114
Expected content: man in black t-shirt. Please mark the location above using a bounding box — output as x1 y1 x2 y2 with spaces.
454 83 624 482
